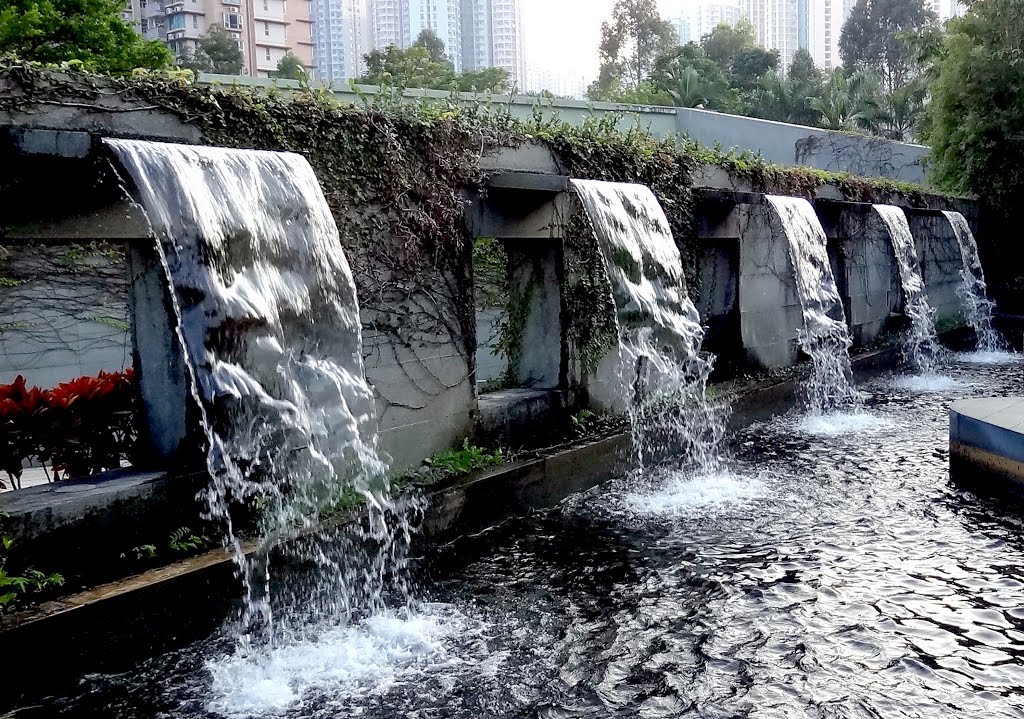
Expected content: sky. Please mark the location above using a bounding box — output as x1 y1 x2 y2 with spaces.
520 0 692 82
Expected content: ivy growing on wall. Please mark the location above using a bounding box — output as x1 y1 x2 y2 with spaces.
0 61 956 403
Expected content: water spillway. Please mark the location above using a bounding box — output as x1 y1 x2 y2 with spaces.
873 204 941 373
570 179 724 473
105 140 407 643
765 196 859 414
944 210 1006 352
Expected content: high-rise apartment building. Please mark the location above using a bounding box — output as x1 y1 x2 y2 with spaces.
462 0 523 86
406 0 463 70
675 0 743 45
927 0 966 20
126 0 314 77
811 0 854 71
370 0 405 47
313 0 368 84
744 0 800 70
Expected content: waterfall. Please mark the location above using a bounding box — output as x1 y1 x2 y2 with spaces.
944 211 1005 352
873 204 941 373
571 179 724 474
766 196 859 414
105 140 411 647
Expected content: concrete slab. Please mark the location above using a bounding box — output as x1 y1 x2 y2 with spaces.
950 397 1024 491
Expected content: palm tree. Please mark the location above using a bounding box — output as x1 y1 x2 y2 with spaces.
810 69 879 132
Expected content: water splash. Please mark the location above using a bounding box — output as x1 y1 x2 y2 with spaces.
874 205 942 373
944 211 1007 353
105 140 414 647
622 468 769 517
766 196 860 414
571 180 725 474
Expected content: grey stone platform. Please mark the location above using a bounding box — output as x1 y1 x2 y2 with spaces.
950 398 1024 490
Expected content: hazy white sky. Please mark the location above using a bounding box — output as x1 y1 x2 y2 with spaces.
521 0 691 81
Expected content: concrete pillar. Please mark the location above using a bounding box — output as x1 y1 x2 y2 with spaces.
504 241 564 389
126 242 189 465
737 203 804 369
818 202 900 346
906 211 968 330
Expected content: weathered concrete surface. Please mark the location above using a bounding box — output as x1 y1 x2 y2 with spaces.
950 397 1024 492
817 201 900 346
908 210 971 329
476 388 581 446
206 75 927 183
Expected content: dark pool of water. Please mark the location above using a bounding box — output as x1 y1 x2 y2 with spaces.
19 358 1024 719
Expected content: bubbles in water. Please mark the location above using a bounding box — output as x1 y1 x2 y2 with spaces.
797 411 895 436
954 350 1019 365
893 374 965 392
105 140 413 651
206 605 490 718
571 180 726 475
767 196 860 415
622 469 769 517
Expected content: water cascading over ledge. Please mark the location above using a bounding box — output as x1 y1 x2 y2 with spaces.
873 204 942 373
765 196 859 414
571 179 725 474
105 139 412 646
944 210 1006 353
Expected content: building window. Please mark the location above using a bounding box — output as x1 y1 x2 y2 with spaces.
193 15 198 27
263 0 268 8
141 18 149 31
264 21 269 35
266 48 272 60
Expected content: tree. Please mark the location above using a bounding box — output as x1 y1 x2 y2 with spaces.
701 18 757 70
586 78 673 105
783 49 824 126
926 0 1024 217
179 24 244 75
0 0 172 73
358 45 455 89
729 46 780 94
839 0 937 94
456 66 509 93
810 68 880 131
649 44 732 110
271 52 308 81
413 29 449 65
596 0 676 90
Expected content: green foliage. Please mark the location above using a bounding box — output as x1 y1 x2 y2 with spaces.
131 544 157 560
0 0 172 74
358 44 508 93
167 527 209 553
925 0 1024 207
413 29 449 65
925 0 1024 300
178 24 244 75
424 440 504 480
271 52 308 82
596 0 676 91
840 0 937 93
0 518 63 614
569 410 620 439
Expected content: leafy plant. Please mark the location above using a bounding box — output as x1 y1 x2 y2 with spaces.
0 519 63 613
168 527 209 553
130 544 157 560
0 369 138 488
422 440 505 482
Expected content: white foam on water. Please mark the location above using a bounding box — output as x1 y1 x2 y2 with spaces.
893 374 965 393
623 470 769 517
206 604 486 718
954 350 1020 365
797 412 895 437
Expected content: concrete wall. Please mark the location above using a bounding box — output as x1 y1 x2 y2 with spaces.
907 211 969 330
200 74 928 183
817 202 901 347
